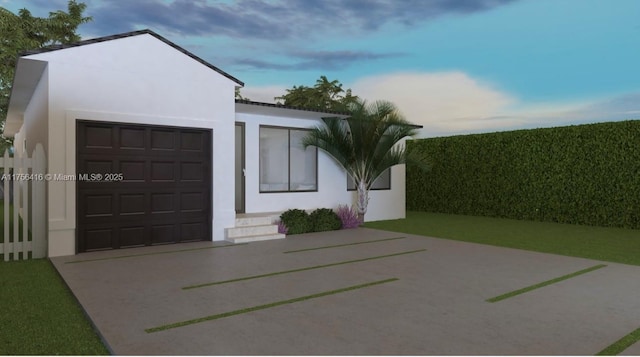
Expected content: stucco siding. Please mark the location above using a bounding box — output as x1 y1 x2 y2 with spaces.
9 31 407 256
236 112 406 222
23 33 237 255
14 67 49 157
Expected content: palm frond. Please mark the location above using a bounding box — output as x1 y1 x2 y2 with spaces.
303 98 426 211
302 116 353 169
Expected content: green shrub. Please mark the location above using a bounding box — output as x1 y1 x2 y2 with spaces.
309 208 342 232
280 209 311 235
406 119 640 229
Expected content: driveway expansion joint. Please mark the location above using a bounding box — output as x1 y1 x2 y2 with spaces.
146 278 400 333
282 236 406 253
597 326 640 355
486 264 607 303
182 248 426 289
65 243 248 264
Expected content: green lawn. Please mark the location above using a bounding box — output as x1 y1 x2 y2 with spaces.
0 259 109 355
364 211 640 266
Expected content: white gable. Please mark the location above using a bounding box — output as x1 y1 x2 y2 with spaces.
5 31 242 137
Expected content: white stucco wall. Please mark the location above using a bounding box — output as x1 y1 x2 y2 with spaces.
235 111 406 222
14 67 49 158
22 33 238 256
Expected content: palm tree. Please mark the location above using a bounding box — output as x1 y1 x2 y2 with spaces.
303 99 425 222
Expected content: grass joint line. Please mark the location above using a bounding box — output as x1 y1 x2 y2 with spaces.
283 236 406 253
486 264 607 303
65 243 248 264
147 278 399 333
183 248 425 289
597 326 640 355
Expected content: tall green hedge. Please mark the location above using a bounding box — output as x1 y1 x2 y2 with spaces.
407 120 640 229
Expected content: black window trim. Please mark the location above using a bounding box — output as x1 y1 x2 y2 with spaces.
347 168 392 191
259 125 319 193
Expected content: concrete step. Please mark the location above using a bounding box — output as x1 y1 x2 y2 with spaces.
225 224 278 238
234 216 273 227
225 233 286 244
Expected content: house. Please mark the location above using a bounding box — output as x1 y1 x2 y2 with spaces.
4 30 408 257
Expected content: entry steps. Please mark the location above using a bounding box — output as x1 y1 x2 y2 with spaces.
225 214 285 243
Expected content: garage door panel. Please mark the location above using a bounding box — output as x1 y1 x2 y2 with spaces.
84 194 114 217
151 130 176 150
151 193 176 213
83 125 114 149
83 227 115 251
77 121 211 252
120 127 146 149
120 194 146 215
180 192 206 212
119 226 147 247
83 160 116 176
150 161 176 181
181 222 206 241
120 161 146 181
180 132 206 151
151 224 176 244
180 162 205 181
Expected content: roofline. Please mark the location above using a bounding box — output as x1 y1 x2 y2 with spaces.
21 29 244 86
235 99 423 128
235 99 350 116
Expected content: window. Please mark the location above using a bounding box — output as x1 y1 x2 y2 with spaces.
260 126 317 192
347 168 391 191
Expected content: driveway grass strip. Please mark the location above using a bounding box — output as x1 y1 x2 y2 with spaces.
183 249 425 289
486 264 607 303
283 236 406 253
66 243 248 264
597 327 640 355
147 278 399 333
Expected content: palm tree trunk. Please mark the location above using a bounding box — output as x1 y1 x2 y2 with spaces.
356 180 369 223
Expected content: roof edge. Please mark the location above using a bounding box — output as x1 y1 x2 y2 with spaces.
21 29 244 86
235 99 350 116
235 99 423 128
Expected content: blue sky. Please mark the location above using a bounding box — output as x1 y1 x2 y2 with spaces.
4 0 640 137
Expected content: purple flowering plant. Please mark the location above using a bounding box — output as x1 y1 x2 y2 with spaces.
336 204 362 229
277 220 289 234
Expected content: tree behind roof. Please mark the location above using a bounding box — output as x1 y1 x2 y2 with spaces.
275 75 359 112
0 1 92 151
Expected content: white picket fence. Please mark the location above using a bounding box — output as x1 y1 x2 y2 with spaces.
0 144 47 261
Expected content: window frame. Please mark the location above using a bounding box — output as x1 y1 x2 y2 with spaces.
347 168 392 191
259 125 318 193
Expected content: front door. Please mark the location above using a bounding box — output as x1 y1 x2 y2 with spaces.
235 123 245 213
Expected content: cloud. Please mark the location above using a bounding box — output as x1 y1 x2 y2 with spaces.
234 59 294 71
234 50 404 71
290 50 405 70
335 0 518 30
577 93 640 119
244 71 640 138
11 0 517 73
350 71 640 137
76 0 517 40
238 85 288 103
83 0 288 39
351 71 516 136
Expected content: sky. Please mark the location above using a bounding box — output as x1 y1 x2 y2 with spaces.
3 0 640 137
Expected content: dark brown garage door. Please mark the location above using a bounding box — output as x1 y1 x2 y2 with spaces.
76 121 212 252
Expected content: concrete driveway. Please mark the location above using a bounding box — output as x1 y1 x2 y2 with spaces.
51 228 640 355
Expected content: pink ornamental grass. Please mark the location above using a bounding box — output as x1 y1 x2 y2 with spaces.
336 204 362 229
277 220 289 234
